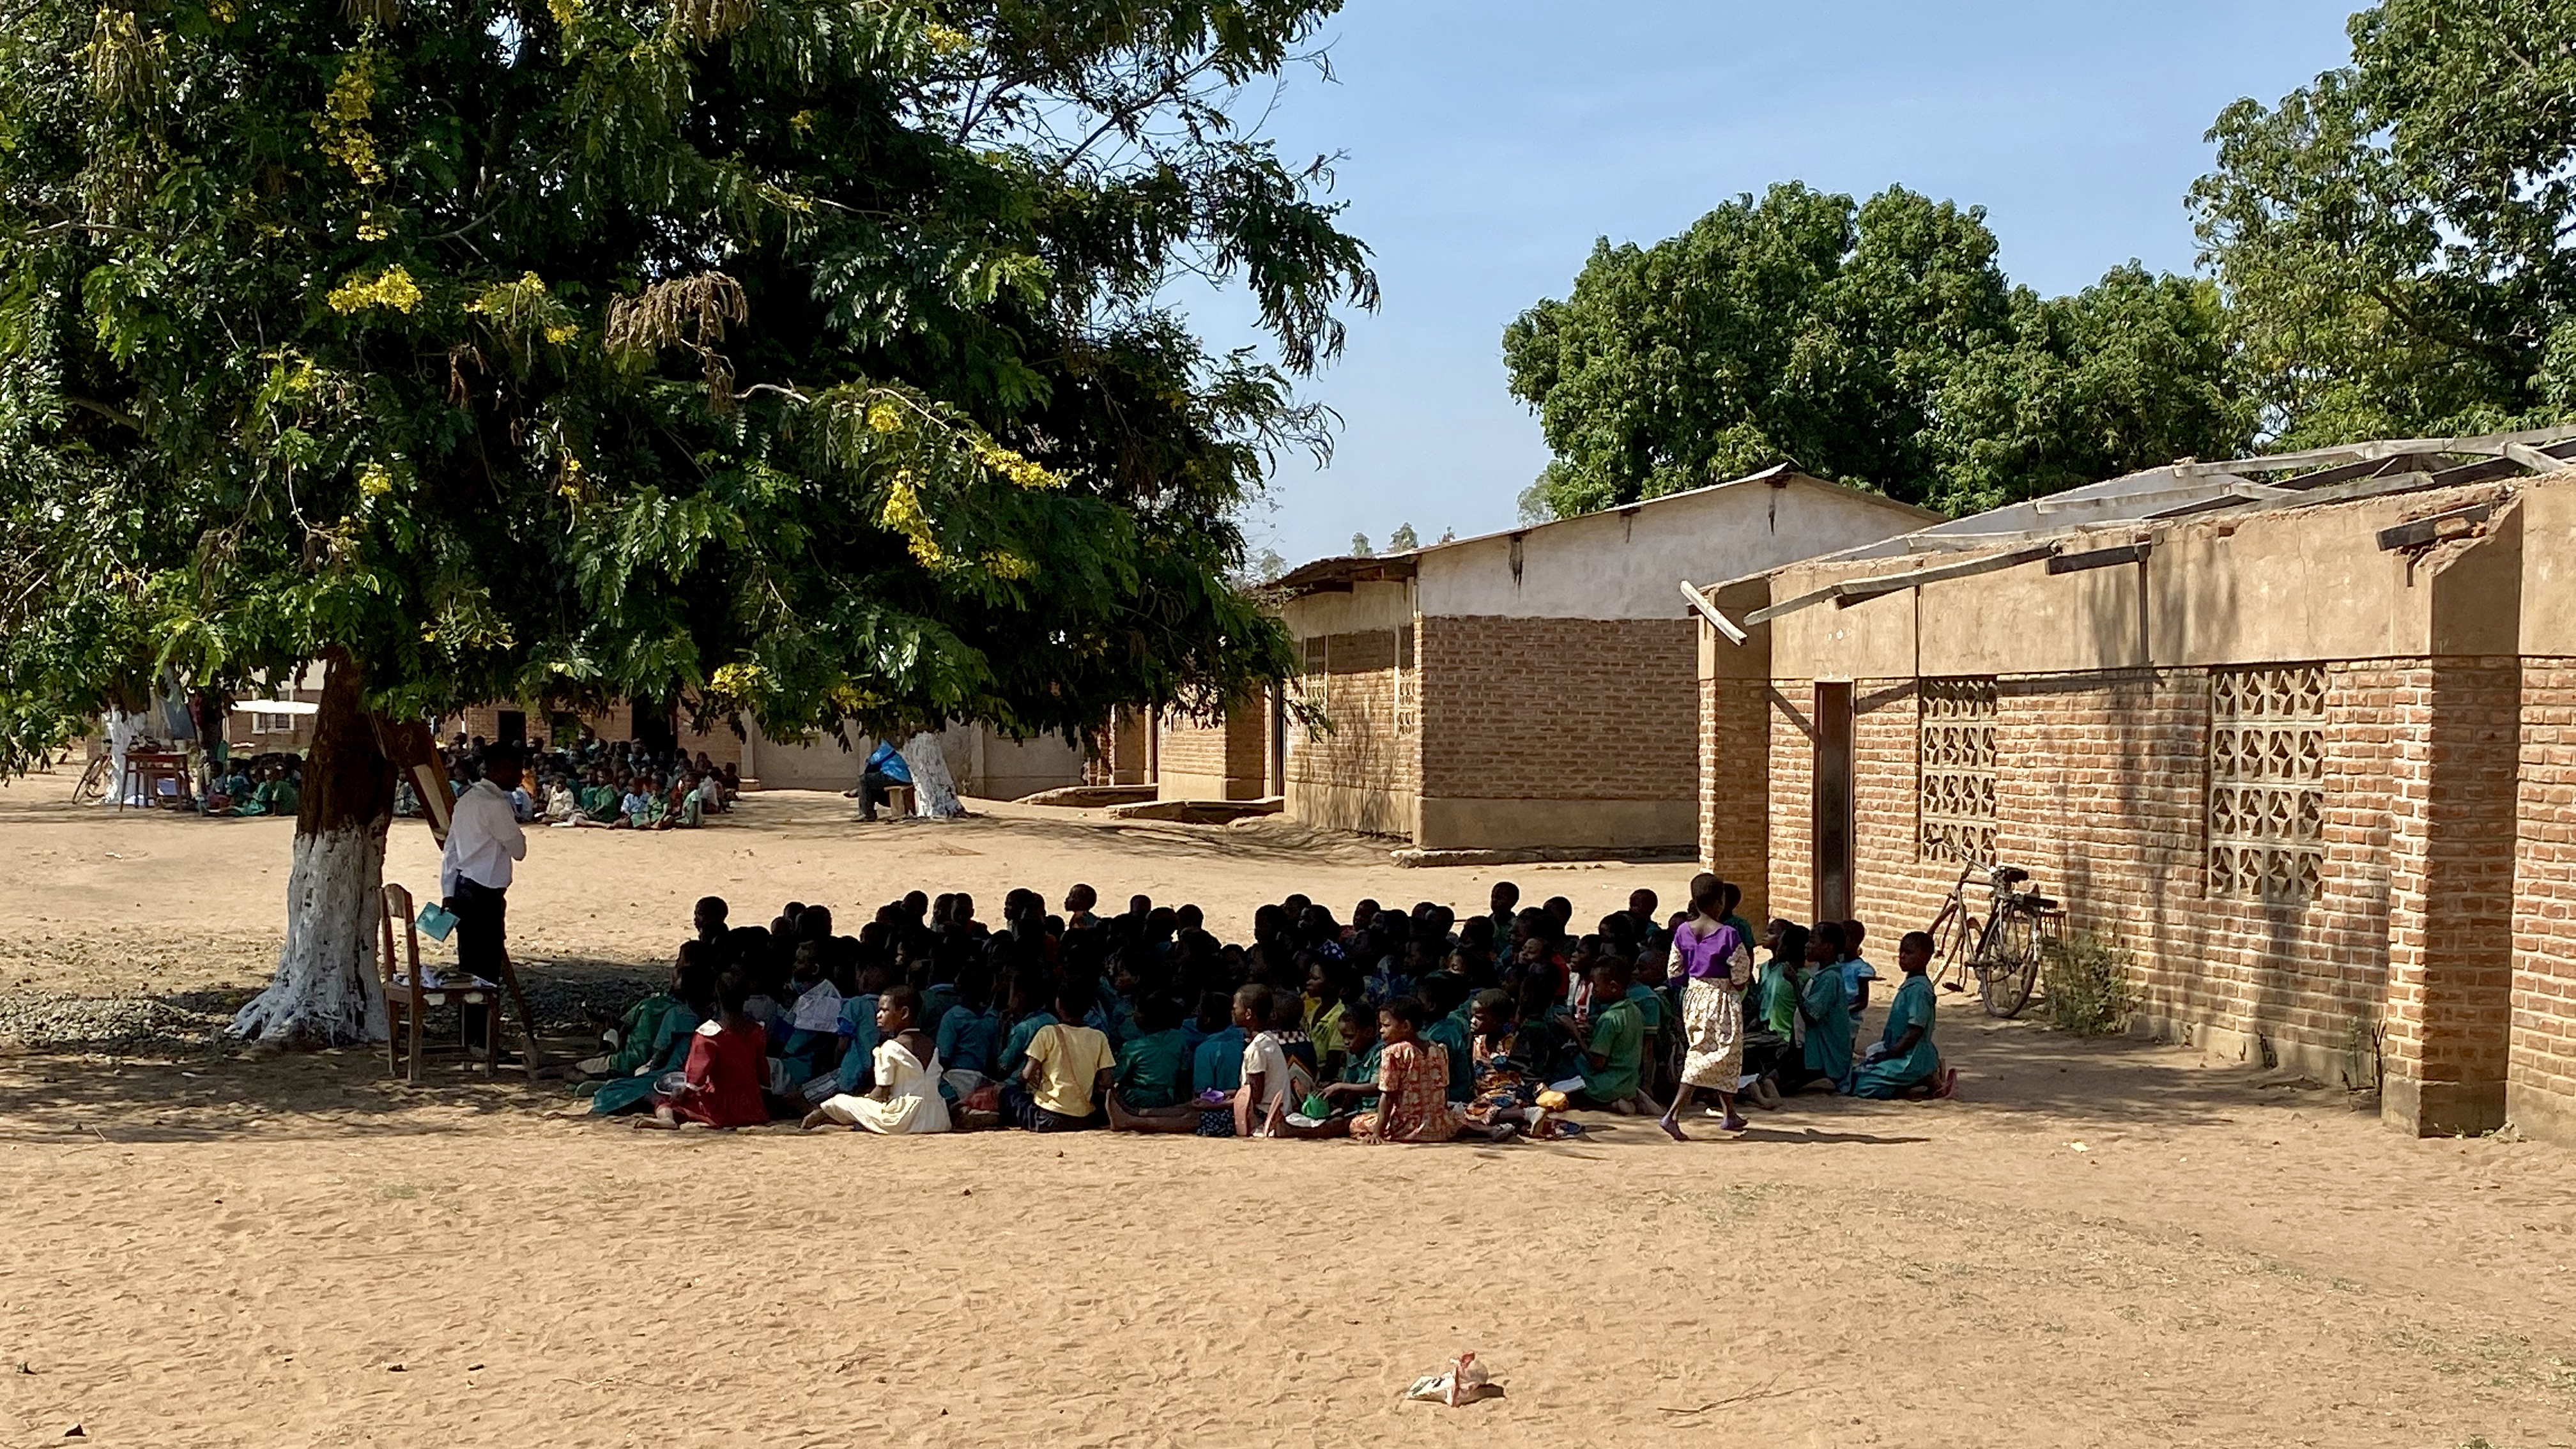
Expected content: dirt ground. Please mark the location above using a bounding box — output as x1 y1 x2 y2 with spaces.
2 767 2573 1449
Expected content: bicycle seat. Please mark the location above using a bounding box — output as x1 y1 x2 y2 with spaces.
1991 866 2029 885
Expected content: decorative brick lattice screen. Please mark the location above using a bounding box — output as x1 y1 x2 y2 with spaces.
1919 677 1998 865
2207 665 2327 903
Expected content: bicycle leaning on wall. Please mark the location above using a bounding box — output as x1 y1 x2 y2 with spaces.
1926 862 2064 1018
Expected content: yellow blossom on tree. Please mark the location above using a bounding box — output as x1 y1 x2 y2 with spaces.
356 462 394 498
326 264 422 314
878 470 942 564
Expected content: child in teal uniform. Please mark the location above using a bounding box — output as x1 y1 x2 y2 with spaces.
1789 924 1854 1093
935 969 1000 1082
1851 931 1956 1099
1415 972 1475 1103
1106 995 1198 1132
1190 990 1245 1095
580 959 716 1114
993 972 1057 1083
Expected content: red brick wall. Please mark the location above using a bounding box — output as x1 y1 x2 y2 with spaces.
1763 666 2405 1081
1286 628 1415 804
1160 707 1269 795
2382 661 2519 1129
1700 673 1773 924
2513 662 2576 1134
1415 617 1696 801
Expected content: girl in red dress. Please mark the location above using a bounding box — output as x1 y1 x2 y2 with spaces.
638 972 771 1130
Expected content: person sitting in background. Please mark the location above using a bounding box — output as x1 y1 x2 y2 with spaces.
638 972 771 1130
578 943 696 1078
613 774 664 830
803 985 949 1134
668 772 704 829
855 738 911 822
580 958 718 1115
1851 931 1956 1100
1105 994 1198 1133
993 970 1057 1085
1190 989 1245 1097
1006 983 1116 1131
1786 923 1855 1094
934 967 1001 1096
1460 988 1558 1141
1349 999 1460 1144
1556 958 1652 1116
1840 918 1879 1020
695 770 728 818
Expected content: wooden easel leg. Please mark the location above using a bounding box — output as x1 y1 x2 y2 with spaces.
493 951 548 1080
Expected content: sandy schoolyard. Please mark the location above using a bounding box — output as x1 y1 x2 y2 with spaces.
2 768 2573 1448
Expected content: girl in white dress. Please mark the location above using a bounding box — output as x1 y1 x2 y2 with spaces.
802 985 951 1134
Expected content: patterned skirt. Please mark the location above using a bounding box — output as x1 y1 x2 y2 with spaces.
1678 977 1745 1090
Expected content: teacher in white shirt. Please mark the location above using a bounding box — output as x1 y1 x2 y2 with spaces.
441 743 540 1069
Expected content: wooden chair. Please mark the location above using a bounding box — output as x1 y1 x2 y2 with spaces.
884 783 916 817
377 882 501 1083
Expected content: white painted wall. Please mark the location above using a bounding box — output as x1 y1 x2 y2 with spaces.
1414 475 1936 621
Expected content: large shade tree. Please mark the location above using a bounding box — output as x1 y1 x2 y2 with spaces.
0 0 1375 1043
2191 0 2576 445
1503 183 2252 519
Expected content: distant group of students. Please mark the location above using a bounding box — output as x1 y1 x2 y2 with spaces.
563 876 1956 1138
400 731 741 831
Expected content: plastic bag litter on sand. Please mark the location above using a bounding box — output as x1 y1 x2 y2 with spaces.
1406 1352 1501 1406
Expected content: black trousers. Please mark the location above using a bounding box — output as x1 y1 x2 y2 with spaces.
859 770 903 817
446 878 507 1045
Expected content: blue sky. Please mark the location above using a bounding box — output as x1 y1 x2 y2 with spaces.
1187 0 2365 567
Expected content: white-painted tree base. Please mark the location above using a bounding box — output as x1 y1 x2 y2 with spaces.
230 822 392 1045
103 709 138 807
902 731 966 818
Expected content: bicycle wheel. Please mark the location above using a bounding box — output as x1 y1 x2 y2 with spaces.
72 756 109 806
1977 908 2041 1018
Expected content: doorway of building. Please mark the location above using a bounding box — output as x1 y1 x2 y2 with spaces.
494 710 526 747
630 698 677 756
1813 680 1855 921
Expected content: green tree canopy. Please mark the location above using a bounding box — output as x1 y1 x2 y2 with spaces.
1503 183 2251 518
2191 0 2576 445
0 0 1377 770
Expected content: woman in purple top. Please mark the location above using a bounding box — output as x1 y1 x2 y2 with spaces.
1660 873 1754 1140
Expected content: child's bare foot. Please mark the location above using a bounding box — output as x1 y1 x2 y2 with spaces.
800 1107 834 1131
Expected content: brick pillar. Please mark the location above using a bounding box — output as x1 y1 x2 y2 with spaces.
2381 659 2521 1135
1699 588 1773 925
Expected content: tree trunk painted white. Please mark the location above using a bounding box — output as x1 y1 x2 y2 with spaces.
229 820 390 1045
103 709 138 806
229 649 399 1046
902 730 965 818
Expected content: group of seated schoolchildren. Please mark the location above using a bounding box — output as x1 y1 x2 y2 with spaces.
396 730 740 831
561 877 1955 1136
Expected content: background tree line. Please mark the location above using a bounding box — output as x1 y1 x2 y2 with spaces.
1504 0 2576 521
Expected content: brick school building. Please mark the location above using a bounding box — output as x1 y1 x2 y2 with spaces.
1233 466 1938 853
1694 428 2576 1144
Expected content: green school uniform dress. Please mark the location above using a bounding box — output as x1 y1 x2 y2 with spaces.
580 1003 702 1114
1758 959 1800 1038
604 992 682 1076
1798 966 1854 1091
995 1010 1057 1082
1851 975 1940 1098
1113 1027 1193 1109
1580 997 1646 1103
1337 1038 1383 1110
1420 1015 1474 1103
